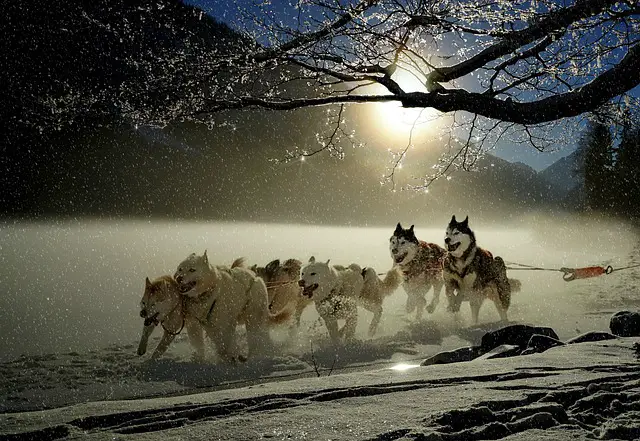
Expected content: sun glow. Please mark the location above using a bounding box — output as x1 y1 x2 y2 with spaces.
363 68 444 145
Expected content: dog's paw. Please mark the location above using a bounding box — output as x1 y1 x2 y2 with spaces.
190 352 206 363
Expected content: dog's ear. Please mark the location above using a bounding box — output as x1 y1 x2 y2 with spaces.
145 277 152 290
265 259 280 275
203 250 208 264
309 256 315 263
409 225 415 232
394 222 403 234
326 259 331 265
462 216 469 226
451 215 457 224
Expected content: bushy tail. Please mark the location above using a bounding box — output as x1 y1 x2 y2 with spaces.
379 267 403 297
268 308 292 326
493 256 511 310
508 278 522 293
231 257 245 269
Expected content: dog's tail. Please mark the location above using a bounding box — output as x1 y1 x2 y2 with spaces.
508 278 522 293
268 307 292 326
493 257 511 310
379 267 403 297
231 257 245 269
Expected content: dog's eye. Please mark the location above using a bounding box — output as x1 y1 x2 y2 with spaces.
178 267 183 272
310 272 316 276
189 268 196 273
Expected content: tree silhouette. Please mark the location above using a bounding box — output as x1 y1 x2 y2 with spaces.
8 0 640 186
613 117 640 217
582 120 615 212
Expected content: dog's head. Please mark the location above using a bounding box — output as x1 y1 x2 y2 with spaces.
445 215 475 258
252 258 301 283
361 266 378 284
174 250 210 294
139 276 180 326
389 223 420 265
298 256 335 301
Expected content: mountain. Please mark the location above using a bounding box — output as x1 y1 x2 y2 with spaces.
539 149 585 194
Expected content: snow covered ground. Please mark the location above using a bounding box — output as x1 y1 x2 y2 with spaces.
1 217 639 439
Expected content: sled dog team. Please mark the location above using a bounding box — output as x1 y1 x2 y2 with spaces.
138 216 521 362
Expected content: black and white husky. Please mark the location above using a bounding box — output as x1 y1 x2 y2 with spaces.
390 223 447 320
443 216 521 324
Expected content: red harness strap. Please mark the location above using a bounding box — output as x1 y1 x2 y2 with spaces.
561 266 611 282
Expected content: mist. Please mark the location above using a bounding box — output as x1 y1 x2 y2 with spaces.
1 215 637 362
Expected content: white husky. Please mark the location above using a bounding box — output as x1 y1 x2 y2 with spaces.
298 257 364 344
172 251 289 361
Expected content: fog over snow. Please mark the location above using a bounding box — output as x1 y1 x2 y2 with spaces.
1 216 636 362
1 217 639 440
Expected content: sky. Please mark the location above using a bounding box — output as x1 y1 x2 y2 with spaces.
184 0 640 171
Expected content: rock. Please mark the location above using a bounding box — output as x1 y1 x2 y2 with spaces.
421 346 482 366
566 331 618 344
526 334 565 353
480 324 559 352
473 344 522 361
609 310 640 337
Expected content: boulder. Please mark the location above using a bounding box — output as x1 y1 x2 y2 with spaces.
526 334 565 353
566 331 618 344
480 324 559 352
473 344 522 361
421 346 482 366
609 311 640 337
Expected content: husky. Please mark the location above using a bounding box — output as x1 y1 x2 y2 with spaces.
443 216 521 324
358 267 403 336
298 257 364 344
165 251 290 362
390 223 447 320
251 258 312 335
137 275 196 361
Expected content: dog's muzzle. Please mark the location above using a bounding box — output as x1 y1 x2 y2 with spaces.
393 253 407 264
178 281 196 293
447 242 460 252
299 281 318 298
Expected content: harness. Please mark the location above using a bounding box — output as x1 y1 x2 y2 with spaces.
157 297 186 336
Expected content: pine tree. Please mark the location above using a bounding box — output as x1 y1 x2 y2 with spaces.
614 120 640 218
582 120 615 212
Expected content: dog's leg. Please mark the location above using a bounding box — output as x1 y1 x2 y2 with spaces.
405 292 418 315
362 300 382 337
414 291 427 321
245 316 272 359
445 283 461 313
426 278 444 314
341 304 358 341
469 293 484 325
289 297 308 338
186 318 206 362
492 294 509 323
206 322 240 363
137 324 156 356
323 315 341 344
150 330 176 360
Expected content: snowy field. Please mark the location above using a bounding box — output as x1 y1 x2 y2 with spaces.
1 217 639 439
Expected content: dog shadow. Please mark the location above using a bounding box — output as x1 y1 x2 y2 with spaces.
296 320 444 368
136 355 312 388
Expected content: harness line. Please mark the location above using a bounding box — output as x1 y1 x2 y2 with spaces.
161 298 186 336
505 261 640 282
